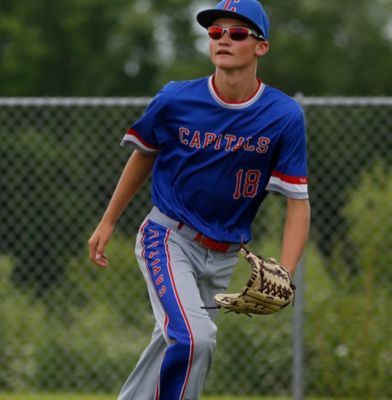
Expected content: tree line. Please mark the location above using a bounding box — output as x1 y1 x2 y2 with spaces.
1 0 392 97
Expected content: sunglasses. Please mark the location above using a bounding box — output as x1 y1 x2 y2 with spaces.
207 26 264 41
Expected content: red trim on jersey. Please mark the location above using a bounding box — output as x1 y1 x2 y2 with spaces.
272 171 308 184
211 75 262 104
126 127 159 150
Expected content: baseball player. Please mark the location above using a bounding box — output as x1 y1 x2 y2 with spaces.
88 0 310 399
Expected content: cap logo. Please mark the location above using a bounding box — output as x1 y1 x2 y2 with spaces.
223 0 240 11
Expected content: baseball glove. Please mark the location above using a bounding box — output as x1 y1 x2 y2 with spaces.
214 246 296 315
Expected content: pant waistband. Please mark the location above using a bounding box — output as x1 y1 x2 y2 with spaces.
148 207 240 253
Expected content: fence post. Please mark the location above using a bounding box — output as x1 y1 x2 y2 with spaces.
293 255 305 400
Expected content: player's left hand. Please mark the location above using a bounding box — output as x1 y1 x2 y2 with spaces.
214 246 295 315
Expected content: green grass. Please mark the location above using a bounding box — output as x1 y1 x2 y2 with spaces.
0 395 288 400
0 396 114 400
0 395 354 400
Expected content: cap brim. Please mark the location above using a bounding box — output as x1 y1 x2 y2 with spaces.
196 9 263 36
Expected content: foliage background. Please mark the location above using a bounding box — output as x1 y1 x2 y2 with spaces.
1 0 392 97
1 100 391 397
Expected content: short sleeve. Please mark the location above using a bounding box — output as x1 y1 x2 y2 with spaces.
121 83 173 154
266 109 309 199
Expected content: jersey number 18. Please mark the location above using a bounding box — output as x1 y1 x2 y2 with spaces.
233 169 261 200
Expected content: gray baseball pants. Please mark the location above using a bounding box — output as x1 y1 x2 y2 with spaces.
118 207 238 400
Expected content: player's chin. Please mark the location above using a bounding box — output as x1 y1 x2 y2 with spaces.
212 57 237 70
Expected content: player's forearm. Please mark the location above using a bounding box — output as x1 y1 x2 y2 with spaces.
100 150 157 225
280 198 310 275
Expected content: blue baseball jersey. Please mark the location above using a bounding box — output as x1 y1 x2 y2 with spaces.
121 75 308 244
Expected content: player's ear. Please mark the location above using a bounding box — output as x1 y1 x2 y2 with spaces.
256 40 270 57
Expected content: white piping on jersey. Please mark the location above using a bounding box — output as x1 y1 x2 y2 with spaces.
208 75 265 109
266 176 309 199
122 133 159 154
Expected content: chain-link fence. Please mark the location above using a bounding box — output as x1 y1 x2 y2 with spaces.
0 97 391 399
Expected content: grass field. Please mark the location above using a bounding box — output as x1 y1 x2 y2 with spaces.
0 396 290 400
0 395 353 400
0 396 284 400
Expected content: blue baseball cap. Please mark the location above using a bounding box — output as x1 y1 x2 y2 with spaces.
197 0 270 40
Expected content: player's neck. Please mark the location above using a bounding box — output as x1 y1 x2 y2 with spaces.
213 69 261 103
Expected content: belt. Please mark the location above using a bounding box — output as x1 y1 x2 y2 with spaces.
148 207 240 253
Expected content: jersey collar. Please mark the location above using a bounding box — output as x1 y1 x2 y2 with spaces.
208 75 265 109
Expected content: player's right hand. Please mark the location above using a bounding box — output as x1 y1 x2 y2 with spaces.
88 221 115 268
